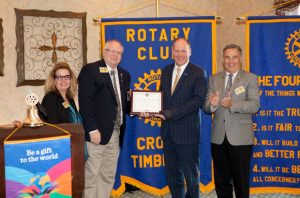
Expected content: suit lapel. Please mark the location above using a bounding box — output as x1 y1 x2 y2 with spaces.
172 63 191 96
118 68 126 104
220 70 244 97
99 63 117 102
230 70 244 95
165 65 174 97
219 71 226 98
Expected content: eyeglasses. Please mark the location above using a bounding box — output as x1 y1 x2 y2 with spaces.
55 75 71 81
105 48 123 56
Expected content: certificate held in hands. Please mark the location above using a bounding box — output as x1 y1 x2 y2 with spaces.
130 90 162 115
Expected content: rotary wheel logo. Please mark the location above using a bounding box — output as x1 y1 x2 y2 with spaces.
285 29 300 68
134 69 162 127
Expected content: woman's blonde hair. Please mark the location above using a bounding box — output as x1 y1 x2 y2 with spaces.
44 62 77 98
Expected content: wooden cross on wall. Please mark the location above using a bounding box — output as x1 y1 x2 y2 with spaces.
38 32 70 63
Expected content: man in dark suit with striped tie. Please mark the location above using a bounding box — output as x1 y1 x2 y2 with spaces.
78 39 131 198
153 38 207 198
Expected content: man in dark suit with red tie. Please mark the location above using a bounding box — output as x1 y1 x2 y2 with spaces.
78 39 131 198
153 38 207 198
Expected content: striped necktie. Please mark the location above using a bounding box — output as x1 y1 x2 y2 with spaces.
171 67 181 95
225 74 233 97
111 70 121 126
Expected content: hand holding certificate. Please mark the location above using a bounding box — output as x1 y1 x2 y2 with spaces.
130 90 162 115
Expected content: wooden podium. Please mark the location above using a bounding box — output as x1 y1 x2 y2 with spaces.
0 123 85 198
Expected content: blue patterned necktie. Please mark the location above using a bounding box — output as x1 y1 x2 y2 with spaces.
225 74 233 97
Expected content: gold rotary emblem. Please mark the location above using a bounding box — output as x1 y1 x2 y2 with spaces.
285 29 300 68
134 69 162 127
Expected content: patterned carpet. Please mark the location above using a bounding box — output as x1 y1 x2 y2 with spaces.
120 190 299 198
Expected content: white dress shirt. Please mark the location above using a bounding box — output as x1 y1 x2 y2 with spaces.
171 62 189 88
224 71 238 90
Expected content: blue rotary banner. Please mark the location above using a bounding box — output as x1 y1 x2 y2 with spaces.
246 16 300 195
101 17 216 196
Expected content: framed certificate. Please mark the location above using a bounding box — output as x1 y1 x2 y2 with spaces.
130 90 162 115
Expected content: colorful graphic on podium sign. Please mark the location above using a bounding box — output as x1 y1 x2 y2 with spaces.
4 136 71 198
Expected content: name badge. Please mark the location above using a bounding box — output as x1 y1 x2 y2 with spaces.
99 67 108 73
234 86 245 95
62 101 70 108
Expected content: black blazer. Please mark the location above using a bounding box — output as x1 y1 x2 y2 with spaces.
78 60 131 145
160 62 207 144
41 91 79 124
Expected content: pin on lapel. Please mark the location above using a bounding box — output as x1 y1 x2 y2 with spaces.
120 73 123 82
62 101 70 108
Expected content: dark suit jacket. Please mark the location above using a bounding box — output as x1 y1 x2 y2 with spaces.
41 91 78 124
78 60 131 145
160 62 207 144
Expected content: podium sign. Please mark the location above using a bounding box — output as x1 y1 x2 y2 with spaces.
4 135 71 198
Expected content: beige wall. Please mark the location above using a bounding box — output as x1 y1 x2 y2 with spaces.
0 0 274 122
216 0 274 71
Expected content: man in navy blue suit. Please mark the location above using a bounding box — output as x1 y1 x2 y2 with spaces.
153 38 207 198
78 39 131 198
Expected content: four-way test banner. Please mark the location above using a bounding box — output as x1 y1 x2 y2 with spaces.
247 16 300 195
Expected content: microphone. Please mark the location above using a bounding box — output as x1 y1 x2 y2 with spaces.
36 102 47 121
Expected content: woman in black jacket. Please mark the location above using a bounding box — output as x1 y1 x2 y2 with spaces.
42 62 81 124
